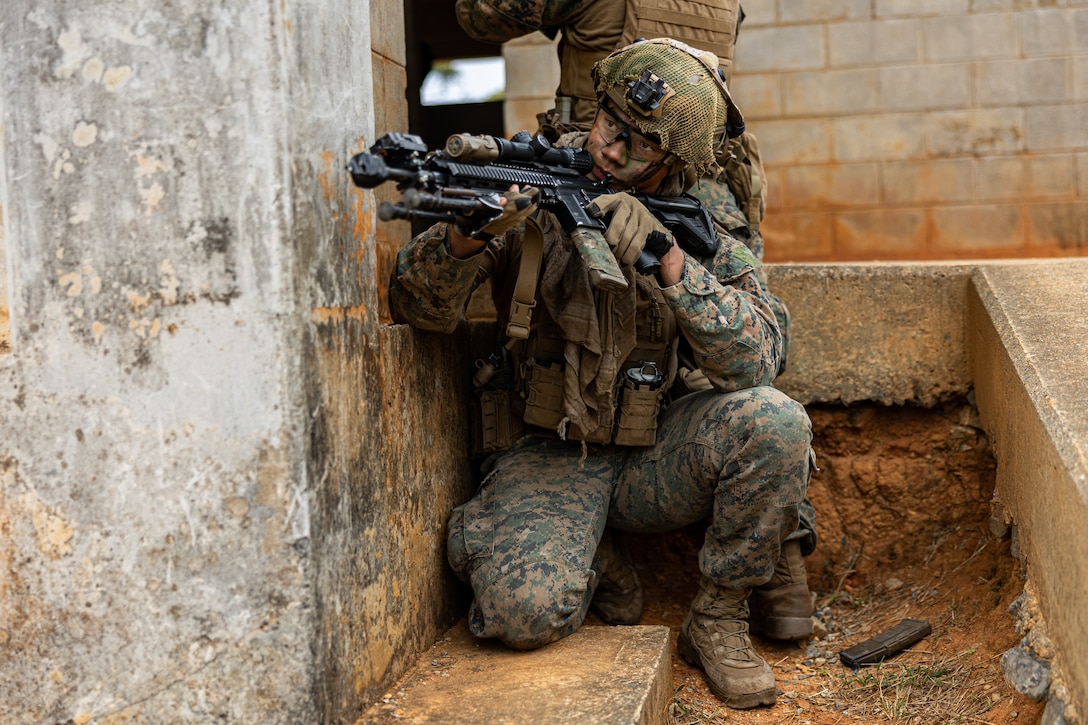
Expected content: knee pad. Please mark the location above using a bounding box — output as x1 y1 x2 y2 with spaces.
468 559 592 650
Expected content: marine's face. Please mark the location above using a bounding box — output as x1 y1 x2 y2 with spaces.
585 101 671 192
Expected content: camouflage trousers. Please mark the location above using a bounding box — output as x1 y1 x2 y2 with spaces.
446 386 812 650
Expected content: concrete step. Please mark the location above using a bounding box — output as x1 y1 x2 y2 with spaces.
356 622 672 725
969 260 1088 714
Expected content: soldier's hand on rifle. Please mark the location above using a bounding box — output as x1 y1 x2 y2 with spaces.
454 185 540 240
487 185 540 234
587 192 675 267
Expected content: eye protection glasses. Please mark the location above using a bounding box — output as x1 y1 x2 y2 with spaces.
593 103 668 163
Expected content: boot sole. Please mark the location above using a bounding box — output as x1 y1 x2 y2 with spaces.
677 631 777 709
749 614 812 641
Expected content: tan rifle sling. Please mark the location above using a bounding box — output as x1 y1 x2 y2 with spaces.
504 216 544 345
470 216 545 345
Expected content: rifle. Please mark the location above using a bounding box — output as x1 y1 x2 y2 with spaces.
346 131 719 293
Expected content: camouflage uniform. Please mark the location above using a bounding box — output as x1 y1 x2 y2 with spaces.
445 389 810 648
456 0 743 134
681 174 819 557
389 132 813 648
458 0 818 556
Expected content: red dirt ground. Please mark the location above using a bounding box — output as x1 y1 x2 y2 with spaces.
623 401 1049 724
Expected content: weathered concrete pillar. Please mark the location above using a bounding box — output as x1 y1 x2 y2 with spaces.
0 2 472 722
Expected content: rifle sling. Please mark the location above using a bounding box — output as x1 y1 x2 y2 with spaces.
505 216 544 344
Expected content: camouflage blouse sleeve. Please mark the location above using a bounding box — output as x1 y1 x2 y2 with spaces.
388 223 492 333
657 235 783 392
455 0 587 43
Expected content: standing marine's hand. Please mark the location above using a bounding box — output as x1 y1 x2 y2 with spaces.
586 192 670 267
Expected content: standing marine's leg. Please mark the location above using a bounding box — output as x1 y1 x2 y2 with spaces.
611 386 812 708
446 436 615 650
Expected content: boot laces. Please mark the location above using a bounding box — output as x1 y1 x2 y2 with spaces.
693 618 760 663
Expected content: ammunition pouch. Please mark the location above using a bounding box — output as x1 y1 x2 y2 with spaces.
470 351 525 457
513 282 676 447
522 359 565 431
472 389 525 456
614 364 667 446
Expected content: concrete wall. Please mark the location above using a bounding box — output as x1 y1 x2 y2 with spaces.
968 261 1088 718
768 263 974 406
0 2 315 718
4 1 1084 723
503 33 561 139
735 0 1088 262
0 1 473 723
1 196 8 351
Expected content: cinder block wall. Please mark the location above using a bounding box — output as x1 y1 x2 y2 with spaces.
501 3 1088 263
734 1 1088 262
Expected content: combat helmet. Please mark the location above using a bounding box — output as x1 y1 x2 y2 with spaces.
592 37 745 177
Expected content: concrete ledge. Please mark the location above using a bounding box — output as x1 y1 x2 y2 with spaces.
355 623 672 725
769 260 1088 713
968 260 1088 715
474 263 979 407
767 263 975 406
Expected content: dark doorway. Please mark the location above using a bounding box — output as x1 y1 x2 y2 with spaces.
405 0 506 150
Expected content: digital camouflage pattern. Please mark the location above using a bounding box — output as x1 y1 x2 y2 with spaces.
391 215 783 390
390 136 783 388
454 0 587 44
446 387 811 648
687 175 759 258
684 175 796 372
657 250 781 391
436 0 817 666
389 136 813 651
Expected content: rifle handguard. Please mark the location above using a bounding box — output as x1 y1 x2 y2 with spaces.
569 230 629 293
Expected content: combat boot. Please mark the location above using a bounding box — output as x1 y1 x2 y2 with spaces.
748 540 813 640
677 577 776 709
589 529 643 625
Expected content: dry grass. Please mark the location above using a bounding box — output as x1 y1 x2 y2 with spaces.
667 618 1009 725
654 404 1044 724
836 651 1006 723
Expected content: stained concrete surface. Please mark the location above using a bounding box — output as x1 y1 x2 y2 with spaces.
2 8 1086 717
969 260 1088 718
0 1 382 723
767 263 975 407
356 622 672 725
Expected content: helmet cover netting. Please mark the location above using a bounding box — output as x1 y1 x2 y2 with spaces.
593 38 736 176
